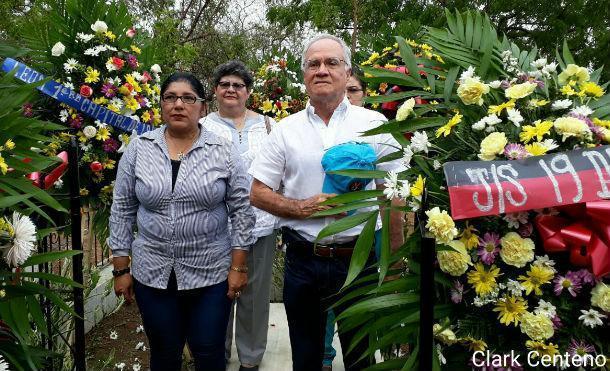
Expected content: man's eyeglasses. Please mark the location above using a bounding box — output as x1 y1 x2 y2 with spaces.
346 87 363 93
161 95 204 104
304 57 346 71
217 81 247 90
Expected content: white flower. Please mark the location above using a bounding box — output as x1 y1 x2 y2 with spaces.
132 364 141 371
135 324 144 333
63 81 75 90
531 58 548 69
507 108 524 127
579 309 606 328
106 59 118 72
3 212 37 267
115 362 126 370
63 58 79 72
506 279 525 296
76 32 95 42
91 20 108 33
109 330 118 340
135 341 145 350
540 139 559 151
535 299 557 318
570 105 593 117
533 255 556 273
401 146 413 169
51 42 65 57
110 97 124 110
383 171 401 199
396 98 415 121
473 296 485 307
397 180 411 200
150 64 162 74
59 109 69 122
80 143 92 152
459 66 477 83
488 80 502 89
551 99 572 110
0 355 9 371
83 125 97 139
503 211 528 229
410 131 431 153
436 344 447 365
472 114 502 131
131 72 143 81
543 62 558 75
84 47 101 57
53 178 64 189
433 160 442 170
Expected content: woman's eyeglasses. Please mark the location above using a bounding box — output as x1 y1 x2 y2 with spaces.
217 81 247 90
346 87 363 93
161 95 204 104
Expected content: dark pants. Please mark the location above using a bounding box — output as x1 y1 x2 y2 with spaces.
283 246 374 371
134 272 231 371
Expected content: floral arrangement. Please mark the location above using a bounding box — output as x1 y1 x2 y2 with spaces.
328 10 610 369
42 19 162 207
248 57 308 121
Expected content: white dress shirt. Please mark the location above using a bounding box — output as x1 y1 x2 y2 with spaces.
249 97 405 244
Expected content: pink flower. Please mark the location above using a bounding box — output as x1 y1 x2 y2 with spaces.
551 315 563 329
503 143 527 160
477 232 500 265
517 222 533 237
101 83 117 98
127 54 139 69
567 339 595 357
450 281 463 304
126 27 136 38
69 113 83 129
102 138 119 153
553 271 582 296
22 102 34 117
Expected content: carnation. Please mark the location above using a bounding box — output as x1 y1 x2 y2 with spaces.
425 207 458 244
150 64 162 74
505 82 537 100
558 64 589 85
520 312 554 341
551 99 573 110
591 282 610 312
457 77 489 105
433 324 458 345
410 131 431 153
91 20 108 33
478 132 508 161
500 232 535 267
396 98 415 121
437 240 471 276
51 42 65 57
82 125 97 139
553 117 591 141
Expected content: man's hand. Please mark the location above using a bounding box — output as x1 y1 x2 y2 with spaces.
295 193 337 219
114 274 134 304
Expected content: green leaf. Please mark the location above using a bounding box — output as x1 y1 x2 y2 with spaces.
336 292 420 321
26 295 48 336
402 342 419 370
320 190 384 205
22 250 82 267
326 169 388 179
0 194 34 208
363 117 447 136
395 36 423 87
443 67 459 103
20 271 84 288
378 208 391 283
315 211 377 241
343 211 377 288
313 200 384 217
562 39 576 65
364 90 439 104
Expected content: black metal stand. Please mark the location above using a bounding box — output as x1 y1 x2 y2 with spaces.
418 189 434 370
67 137 86 371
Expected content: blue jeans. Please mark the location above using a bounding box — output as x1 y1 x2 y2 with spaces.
134 272 231 371
323 310 337 366
283 247 374 371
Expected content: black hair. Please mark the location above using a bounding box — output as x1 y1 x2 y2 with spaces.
212 60 254 90
350 67 367 91
160 72 206 99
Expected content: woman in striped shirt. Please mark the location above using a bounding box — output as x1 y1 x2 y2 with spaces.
109 71 256 370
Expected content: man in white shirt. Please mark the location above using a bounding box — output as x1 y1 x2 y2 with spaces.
249 34 405 371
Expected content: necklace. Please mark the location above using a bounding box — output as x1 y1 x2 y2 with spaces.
166 129 199 161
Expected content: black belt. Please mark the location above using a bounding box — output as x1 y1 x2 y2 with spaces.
282 227 358 258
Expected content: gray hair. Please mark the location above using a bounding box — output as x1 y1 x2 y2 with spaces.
301 34 352 71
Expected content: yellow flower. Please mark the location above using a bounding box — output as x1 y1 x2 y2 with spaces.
77 131 88 143
103 31 116 41
579 81 604 98
433 54 444 64
591 282 610 312
152 108 162 126
459 224 479 250
593 117 610 128
107 104 120 113
520 312 554 341
261 99 273 113
80 188 90 196
125 75 142 93
84 67 100 83
141 110 151 123
505 82 537 100
460 337 487 352
478 132 507 161
518 265 555 295
103 159 116 169
437 240 471 276
457 77 490 105
558 64 589 85
560 84 577 96
493 295 527 326
467 263 501 296
425 207 458 244
520 125 538 143
526 341 559 358
0 154 8 174
500 232 535 268
525 142 548 156
396 98 415 121
130 45 142 54
410 175 425 197
528 99 549 108
553 116 590 141
93 96 108 105
95 126 111 141
4 139 15 150
436 112 462 138
433 324 457 345
361 52 380 66
124 96 140 111
488 100 515 115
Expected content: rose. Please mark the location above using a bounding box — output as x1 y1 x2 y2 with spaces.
79 85 93 98
150 64 162 74
141 71 152 83
91 20 108 33
90 161 103 172
126 27 136 38
112 57 125 70
478 132 508 161
505 82 537 100
51 42 65 57
457 77 489 105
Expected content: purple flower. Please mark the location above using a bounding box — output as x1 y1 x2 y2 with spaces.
503 143 528 160
450 280 463 304
101 83 117 98
127 54 139 69
517 223 533 237
553 271 582 296
102 138 120 153
69 114 83 129
551 315 563 329
567 339 595 357
22 102 34 117
135 94 147 108
575 269 596 286
477 232 501 265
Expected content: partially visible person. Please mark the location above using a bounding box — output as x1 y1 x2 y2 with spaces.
249 34 405 371
109 71 256 371
202 60 277 371
345 70 367 107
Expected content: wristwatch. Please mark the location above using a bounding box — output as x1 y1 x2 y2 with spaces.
230 266 248 273
112 267 131 277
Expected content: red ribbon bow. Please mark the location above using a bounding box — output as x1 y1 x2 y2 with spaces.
534 201 610 278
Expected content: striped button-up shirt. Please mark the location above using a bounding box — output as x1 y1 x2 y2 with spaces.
108 124 256 290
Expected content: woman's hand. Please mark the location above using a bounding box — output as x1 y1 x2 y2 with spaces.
114 274 134 304
227 270 247 300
